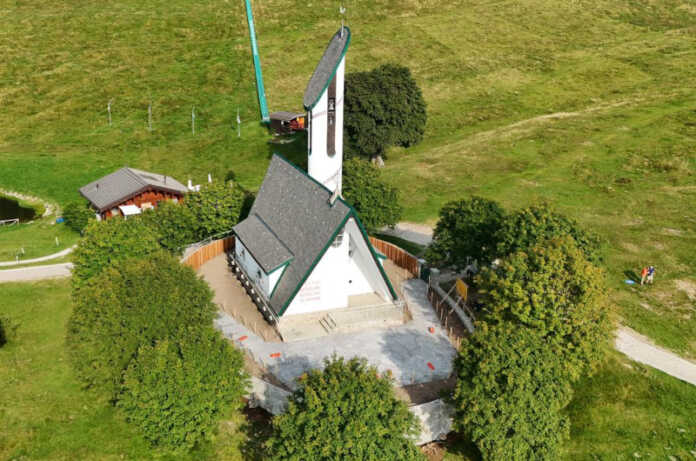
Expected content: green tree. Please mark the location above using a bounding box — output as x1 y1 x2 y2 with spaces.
119 328 248 452
344 64 427 160
495 205 602 263
141 200 197 252
452 323 573 460
342 157 402 231
67 252 217 399
185 180 247 240
476 237 611 380
0 315 18 347
426 197 506 267
266 356 424 461
62 201 95 233
71 217 161 287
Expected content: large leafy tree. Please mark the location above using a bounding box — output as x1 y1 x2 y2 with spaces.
476 237 611 380
452 323 573 460
119 327 248 452
426 196 506 267
71 217 161 287
67 251 217 399
495 204 602 263
185 180 247 240
141 200 197 252
266 356 424 461
62 201 95 233
342 157 402 231
344 64 427 160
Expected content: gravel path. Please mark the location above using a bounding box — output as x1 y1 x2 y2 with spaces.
381 222 434 246
0 245 76 267
0 263 73 283
615 327 696 386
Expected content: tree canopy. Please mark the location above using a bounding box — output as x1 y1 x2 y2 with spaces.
141 200 198 252
426 196 506 267
119 328 247 452
453 323 573 460
266 356 424 461
71 217 161 287
344 64 426 159
477 237 610 379
185 180 248 240
62 201 95 233
67 251 217 398
495 204 602 263
342 157 402 231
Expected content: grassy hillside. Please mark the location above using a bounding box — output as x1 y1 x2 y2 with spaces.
1 0 695 355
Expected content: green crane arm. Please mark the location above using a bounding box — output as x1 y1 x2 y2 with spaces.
244 0 270 122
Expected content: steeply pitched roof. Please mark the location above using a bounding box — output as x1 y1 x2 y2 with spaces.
234 155 352 316
303 27 351 110
234 213 293 273
79 167 188 212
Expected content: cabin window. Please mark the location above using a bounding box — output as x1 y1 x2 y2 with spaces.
328 98 336 112
328 114 334 126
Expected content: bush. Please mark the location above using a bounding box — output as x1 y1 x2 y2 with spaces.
426 197 506 267
67 251 217 398
71 217 161 287
141 200 197 252
452 323 573 460
495 205 602 263
344 64 427 159
0 316 18 347
477 237 611 380
62 201 94 233
185 180 247 240
342 157 403 231
119 328 248 452
266 356 424 461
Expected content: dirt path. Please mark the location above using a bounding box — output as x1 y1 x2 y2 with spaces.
615 327 696 386
0 262 73 283
0 245 75 267
381 222 434 246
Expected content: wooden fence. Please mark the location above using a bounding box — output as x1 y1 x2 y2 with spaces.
182 236 235 270
369 236 421 277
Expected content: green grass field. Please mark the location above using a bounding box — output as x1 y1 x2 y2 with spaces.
1 0 694 356
0 219 79 262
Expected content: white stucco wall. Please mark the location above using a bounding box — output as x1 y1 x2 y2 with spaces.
307 57 345 194
235 239 285 299
283 218 394 316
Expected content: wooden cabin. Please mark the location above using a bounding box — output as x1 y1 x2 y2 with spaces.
79 167 189 220
269 111 306 135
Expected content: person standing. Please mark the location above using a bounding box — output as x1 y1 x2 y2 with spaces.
647 266 655 284
640 266 648 285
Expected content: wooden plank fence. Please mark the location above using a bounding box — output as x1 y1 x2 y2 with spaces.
369 237 420 277
182 236 235 270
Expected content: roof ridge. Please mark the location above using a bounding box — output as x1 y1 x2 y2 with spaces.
123 167 147 187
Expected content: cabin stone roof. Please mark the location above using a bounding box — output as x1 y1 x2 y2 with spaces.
303 27 351 110
269 111 305 121
233 155 351 316
79 167 188 212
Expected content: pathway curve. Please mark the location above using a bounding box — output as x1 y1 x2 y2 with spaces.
0 263 73 283
615 327 696 386
0 245 76 267
381 222 434 247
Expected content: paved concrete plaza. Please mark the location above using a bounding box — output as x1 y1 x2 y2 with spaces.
214 278 457 390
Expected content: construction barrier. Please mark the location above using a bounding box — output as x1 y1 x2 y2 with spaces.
182 236 235 270
369 236 421 277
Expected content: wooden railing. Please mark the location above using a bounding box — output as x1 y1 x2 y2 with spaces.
369 236 421 278
182 236 235 270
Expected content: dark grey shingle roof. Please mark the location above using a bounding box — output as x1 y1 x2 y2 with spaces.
235 155 351 316
303 27 351 110
269 111 305 121
79 167 188 211
233 213 293 273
